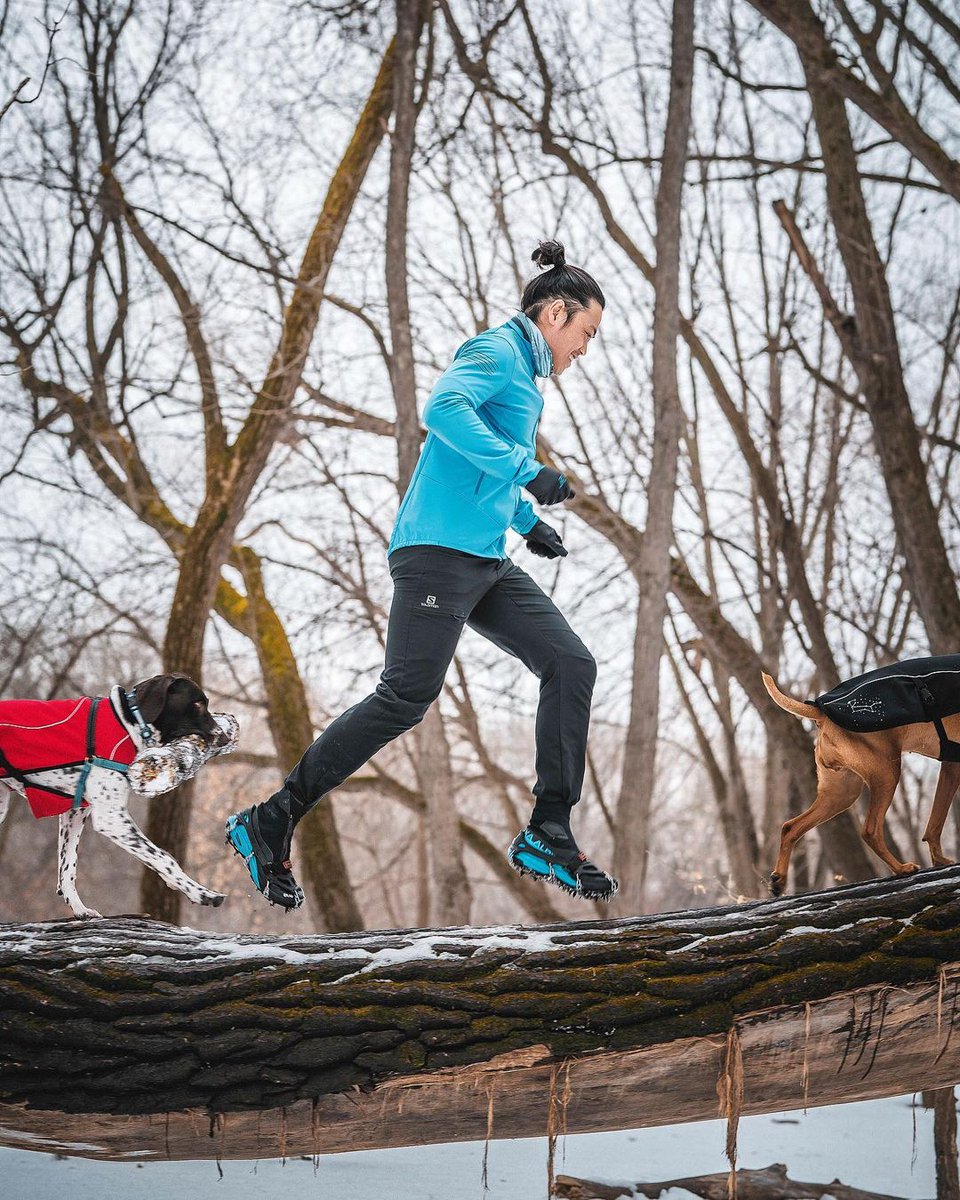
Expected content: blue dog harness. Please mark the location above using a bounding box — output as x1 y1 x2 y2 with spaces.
71 697 134 809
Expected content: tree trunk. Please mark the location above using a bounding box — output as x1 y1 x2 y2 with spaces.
934 1087 960 1200
386 0 427 498
799 67 960 655
612 0 694 915
137 41 398 921
668 648 759 897
233 549 363 931
746 0 960 204
665 550 873 884
5 866 960 1141
385 0 470 924
418 704 472 923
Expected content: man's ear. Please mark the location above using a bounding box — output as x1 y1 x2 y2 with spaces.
132 674 177 725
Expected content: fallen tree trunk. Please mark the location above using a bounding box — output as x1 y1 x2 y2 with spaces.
554 1162 912 1200
3 868 960 1160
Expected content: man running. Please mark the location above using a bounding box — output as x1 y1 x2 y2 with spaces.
226 239 617 909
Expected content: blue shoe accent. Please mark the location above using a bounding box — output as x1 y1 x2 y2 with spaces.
516 850 550 876
224 806 304 910
507 824 618 902
226 815 265 889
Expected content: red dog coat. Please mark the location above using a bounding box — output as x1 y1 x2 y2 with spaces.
0 696 136 818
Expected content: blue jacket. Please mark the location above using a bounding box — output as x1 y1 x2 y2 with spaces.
387 317 543 559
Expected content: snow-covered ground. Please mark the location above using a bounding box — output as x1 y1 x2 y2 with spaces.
0 1092 947 1199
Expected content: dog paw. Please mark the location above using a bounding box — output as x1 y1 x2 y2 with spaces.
73 908 102 920
769 872 784 897
932 855 956 869
201 891 227 908
895 861 921 875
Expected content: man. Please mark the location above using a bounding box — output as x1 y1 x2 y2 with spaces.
226 239 617 909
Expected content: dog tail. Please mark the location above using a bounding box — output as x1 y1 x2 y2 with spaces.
761 672 823 721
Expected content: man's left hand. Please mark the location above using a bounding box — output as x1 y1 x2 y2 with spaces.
525 519 568 559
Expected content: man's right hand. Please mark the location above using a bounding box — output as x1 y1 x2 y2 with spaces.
525 466 576 505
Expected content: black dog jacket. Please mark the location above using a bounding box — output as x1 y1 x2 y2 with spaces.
814 655 960 761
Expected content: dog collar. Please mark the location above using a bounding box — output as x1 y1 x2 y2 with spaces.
124 689 157 747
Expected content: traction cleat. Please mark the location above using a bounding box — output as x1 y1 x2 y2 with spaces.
507 820 618 902
225 806 304 910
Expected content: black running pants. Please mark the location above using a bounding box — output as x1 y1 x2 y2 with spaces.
262 544 598 829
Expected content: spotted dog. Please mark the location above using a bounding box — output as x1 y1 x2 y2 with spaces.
0 673 228 918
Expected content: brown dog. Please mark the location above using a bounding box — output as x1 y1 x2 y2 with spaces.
762 671 960 894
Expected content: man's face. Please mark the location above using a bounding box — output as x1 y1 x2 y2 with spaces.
537 298 603 374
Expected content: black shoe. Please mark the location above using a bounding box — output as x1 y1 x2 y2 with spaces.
225 805 304 910
507 819 618 901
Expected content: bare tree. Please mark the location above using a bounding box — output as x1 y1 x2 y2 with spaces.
4 0 960 926
746 0 960 203
1 1 393 923
0 1 63 124
611 0 695 914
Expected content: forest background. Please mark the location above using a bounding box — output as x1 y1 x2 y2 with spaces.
1 0 959 935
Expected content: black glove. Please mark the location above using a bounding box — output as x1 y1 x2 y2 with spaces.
525 465 576 506
525 519 568 559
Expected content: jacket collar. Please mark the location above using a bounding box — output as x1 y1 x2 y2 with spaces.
505 314 553 378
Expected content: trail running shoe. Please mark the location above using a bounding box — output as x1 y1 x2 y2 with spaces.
508 819 618 902
225 805 304 910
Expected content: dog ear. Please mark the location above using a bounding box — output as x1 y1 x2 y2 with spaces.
132 674 178 725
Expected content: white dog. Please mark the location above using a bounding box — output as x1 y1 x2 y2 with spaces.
0 673 230 918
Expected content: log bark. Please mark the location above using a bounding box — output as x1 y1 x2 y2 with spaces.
4 867 960 1166
555 1163 912 1200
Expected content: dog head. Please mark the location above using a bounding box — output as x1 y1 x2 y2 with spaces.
129 674 227 747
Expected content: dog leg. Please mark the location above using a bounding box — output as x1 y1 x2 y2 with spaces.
770 764 862 896
860 761 919 875
922 760 960 868
90 799 226 908
57 808 101 919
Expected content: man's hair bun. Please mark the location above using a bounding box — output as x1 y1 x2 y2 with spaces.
531 240 566 270
520 238 605 322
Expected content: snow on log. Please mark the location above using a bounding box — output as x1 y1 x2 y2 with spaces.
2 868 960 1160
